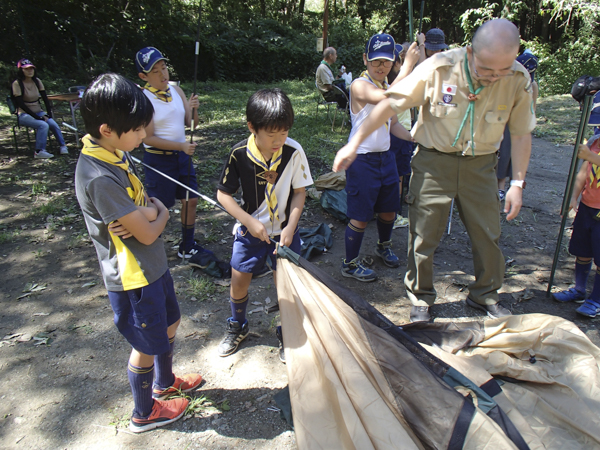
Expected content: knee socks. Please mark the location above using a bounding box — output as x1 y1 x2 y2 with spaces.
345 223 366 262
590 268 600 301
154 336 175 389
377 215 395 244
575 258 592 293
230 294 249 324
182 223 196 252
128 363 155 418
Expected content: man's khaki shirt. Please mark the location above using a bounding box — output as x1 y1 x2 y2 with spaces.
386 47 536 155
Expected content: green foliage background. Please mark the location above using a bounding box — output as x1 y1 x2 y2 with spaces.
0 0 598 95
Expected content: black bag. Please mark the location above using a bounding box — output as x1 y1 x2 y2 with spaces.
571 75 600 103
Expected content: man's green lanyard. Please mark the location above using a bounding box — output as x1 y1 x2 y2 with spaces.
452 54 485 156
321 60 335 75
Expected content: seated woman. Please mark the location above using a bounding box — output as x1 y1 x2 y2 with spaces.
12 59 68 159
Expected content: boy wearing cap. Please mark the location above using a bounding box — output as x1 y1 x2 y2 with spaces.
341 33 413 282
136 47 228 275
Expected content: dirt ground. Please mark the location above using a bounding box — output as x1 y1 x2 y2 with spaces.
0 128 598 449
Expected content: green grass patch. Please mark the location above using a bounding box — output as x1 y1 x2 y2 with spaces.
29 196 68 218
186 270 222 300
535 94 596 146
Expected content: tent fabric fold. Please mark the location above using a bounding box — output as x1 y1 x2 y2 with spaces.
275 250 600 450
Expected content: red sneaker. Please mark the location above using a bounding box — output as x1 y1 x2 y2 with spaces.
129 397 189 433
152 373 204 400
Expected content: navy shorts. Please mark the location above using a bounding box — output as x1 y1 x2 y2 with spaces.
143 150 199 209
108 270 181 355
389 135 414 177
230 225 301 274
346 151 400 222
569 202 600 264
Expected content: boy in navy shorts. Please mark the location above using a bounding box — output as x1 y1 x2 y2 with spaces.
342 34 413 282
136 47 229 277
215 88 313 357
553 132 600 318
75 74 203 432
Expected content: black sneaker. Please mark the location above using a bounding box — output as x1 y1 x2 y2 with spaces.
410 306 431 323
465 297 512 318
178 242 215 268
217 318 249 357
276 326 285 364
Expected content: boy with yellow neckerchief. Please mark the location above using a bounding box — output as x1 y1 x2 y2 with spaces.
215 88 313 358
75 74 203 433
341 33 413 282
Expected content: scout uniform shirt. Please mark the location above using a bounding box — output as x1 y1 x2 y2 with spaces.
385 47 536 155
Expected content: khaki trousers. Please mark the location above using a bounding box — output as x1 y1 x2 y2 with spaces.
405 146 505 307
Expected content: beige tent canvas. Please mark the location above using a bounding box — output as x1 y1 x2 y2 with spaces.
275 248 600 450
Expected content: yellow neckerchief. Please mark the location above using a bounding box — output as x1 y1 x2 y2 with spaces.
246 133 283 224
359 70 390 131
143 82 172 102
81 135 147 206
590 163 600 188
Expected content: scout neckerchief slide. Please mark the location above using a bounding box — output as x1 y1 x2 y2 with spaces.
246 134 283 225
143 82 172 103
81 135 147 206
452 53 485 156
360 71 390 131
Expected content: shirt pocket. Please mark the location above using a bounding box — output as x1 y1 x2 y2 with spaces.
429 103 460 119
482 111 510 145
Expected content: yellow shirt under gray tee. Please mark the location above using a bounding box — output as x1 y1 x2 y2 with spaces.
385 47 535 307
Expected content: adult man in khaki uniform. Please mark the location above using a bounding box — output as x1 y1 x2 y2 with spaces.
316 47 347 109
333 19 535 322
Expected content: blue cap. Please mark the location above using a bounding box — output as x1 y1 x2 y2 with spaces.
135 47 168 73
516 52 538 83
424 28 449 51
365 34 396 61
395 44 404 59
589 91 600 127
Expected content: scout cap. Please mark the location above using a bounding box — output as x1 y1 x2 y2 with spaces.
365 34 396 61
135 47 168 73
424 28 449 51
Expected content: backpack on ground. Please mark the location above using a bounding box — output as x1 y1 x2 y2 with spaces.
571 75 600 104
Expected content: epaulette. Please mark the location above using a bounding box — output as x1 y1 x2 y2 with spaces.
428 51 456 68
512 61 533 91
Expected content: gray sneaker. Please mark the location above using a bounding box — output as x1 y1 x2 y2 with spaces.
34 150 54 159
341 258 377 282
217 318 249 357
59 145 69 155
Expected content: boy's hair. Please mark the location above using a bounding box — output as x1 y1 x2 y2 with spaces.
81 73 154 139
246 88 294 132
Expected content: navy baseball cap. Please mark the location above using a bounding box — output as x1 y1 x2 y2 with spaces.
365 34 396 61
135 47 168 73
395 44 404 60
424 28 449 51
17 58 35 69
516 51 538 83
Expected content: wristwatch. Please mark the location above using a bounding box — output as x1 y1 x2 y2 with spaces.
510 180 526 189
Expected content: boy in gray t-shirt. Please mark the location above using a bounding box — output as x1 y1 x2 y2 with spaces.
75 73 203 433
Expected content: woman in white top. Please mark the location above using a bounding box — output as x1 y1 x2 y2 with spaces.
12 59 68 159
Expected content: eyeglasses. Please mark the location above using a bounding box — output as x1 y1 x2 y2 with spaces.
369 59 394 68
471 55 515 79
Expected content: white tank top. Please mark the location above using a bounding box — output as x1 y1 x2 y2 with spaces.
143 87 186 146
348 77 391 155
